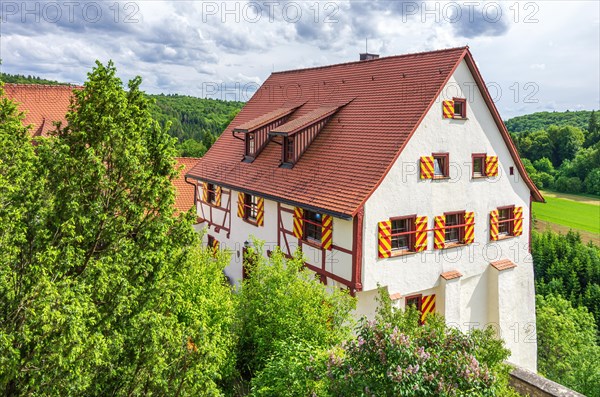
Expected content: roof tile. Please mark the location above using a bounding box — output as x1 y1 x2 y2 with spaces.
490 259 517 271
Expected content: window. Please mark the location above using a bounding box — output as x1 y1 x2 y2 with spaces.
445 211 465 243
284 137 295 164
453 97 467 118
433 153 449 178
472 154 486 177
244 193 258 221
246 133 255 155
391 216 415 252
207 183 216 204
207 235 215 248
304 210 322 242
498 206 514 236
405 295 422 312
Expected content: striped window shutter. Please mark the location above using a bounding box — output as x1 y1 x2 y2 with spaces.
212 239 219 256
420 156 434 179
256 197 265 226
321 215 333 250
237 192 245 218
378 220 392 258
293 207 304 239
421 294 436 323
485 155 499 176
442 100 454 118
434 215 446 250
463 211 475 244
414 216 428 252
513 207 523 236
202 182 209 202
215 186 222 207
490 209 499 241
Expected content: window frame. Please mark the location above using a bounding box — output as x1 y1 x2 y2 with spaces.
207 234 215 249
432 152 450 179
405 294 423 312
472 153 487 178
243 193 259 224
390 215 416 254
453 97 467 118
206 183 216 205
444 211 465 244
246 132 255 156
497 205 515 237
303 210 323 244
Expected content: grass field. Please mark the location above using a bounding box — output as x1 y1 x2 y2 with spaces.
533 191 600 244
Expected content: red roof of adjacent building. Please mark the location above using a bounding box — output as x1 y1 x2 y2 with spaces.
173 157 201 214
3 83 77 136
187 47 543 218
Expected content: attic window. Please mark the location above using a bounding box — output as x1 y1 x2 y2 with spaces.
284 137 295 164
453 98 467 118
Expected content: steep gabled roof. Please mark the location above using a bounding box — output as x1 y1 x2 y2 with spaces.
173 157 201 214
185 47 543 217
3 84 77 136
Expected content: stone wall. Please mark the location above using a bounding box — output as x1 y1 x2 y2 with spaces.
510 366 586 397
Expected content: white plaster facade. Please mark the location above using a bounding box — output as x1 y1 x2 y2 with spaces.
194 59 538 371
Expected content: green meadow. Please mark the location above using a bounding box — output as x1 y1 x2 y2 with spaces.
533 191 600 236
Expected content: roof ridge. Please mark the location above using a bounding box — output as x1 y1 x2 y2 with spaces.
271 46 468 75
3 83 81 89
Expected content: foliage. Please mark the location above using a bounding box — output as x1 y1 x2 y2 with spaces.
505 110 593 134
0 64 235 396
0 72 67 85
507 110 600 195
532 230 600 332
178 138 208 157
325 292 515 397
584 168 600 196
237 242 355 385
536 295 600 397
149 93 243 154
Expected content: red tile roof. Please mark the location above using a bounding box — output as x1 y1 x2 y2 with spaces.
490 259 517 271
440 270 463 280
173 157 201 215
3 83 77 136
271 104 343 136
233 105 299 132
187 47 542 218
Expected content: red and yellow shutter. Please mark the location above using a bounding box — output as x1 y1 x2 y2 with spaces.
215 186 222 207
414 216 428 252
485 156 499 176
237 192 245 218
442 100 454 118
293 207 304 239
434 215 446 249
490 210 499 241
513 207 523 236
321 215 333 250
421 294 436 323
420 156 434 179
256 197 265 226
211 239 219 256
463 211 475 244
202 182 209 202
378 220 392 258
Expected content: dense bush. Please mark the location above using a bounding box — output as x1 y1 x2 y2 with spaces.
536 295 600 397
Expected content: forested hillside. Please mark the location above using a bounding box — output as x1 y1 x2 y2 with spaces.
506 110 600 195
0 72 244 157
505 110 592 133
149 94 243 157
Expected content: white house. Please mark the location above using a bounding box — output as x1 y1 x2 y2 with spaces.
186 47 544 371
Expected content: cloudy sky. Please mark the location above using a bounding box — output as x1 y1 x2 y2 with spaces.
1 0 598 118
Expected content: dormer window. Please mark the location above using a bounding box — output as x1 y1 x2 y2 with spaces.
246 133 255 156
284 137 295 164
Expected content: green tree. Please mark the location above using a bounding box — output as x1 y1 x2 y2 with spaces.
519 130 553 161
585 110 600 147
584 168 600 195
533 157 555 174
536 295 600 397
547 125 585 166
0 63 235 395
178 138 207 157
236 242 355 388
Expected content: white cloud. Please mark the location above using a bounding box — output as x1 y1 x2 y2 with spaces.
0 0 598 117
